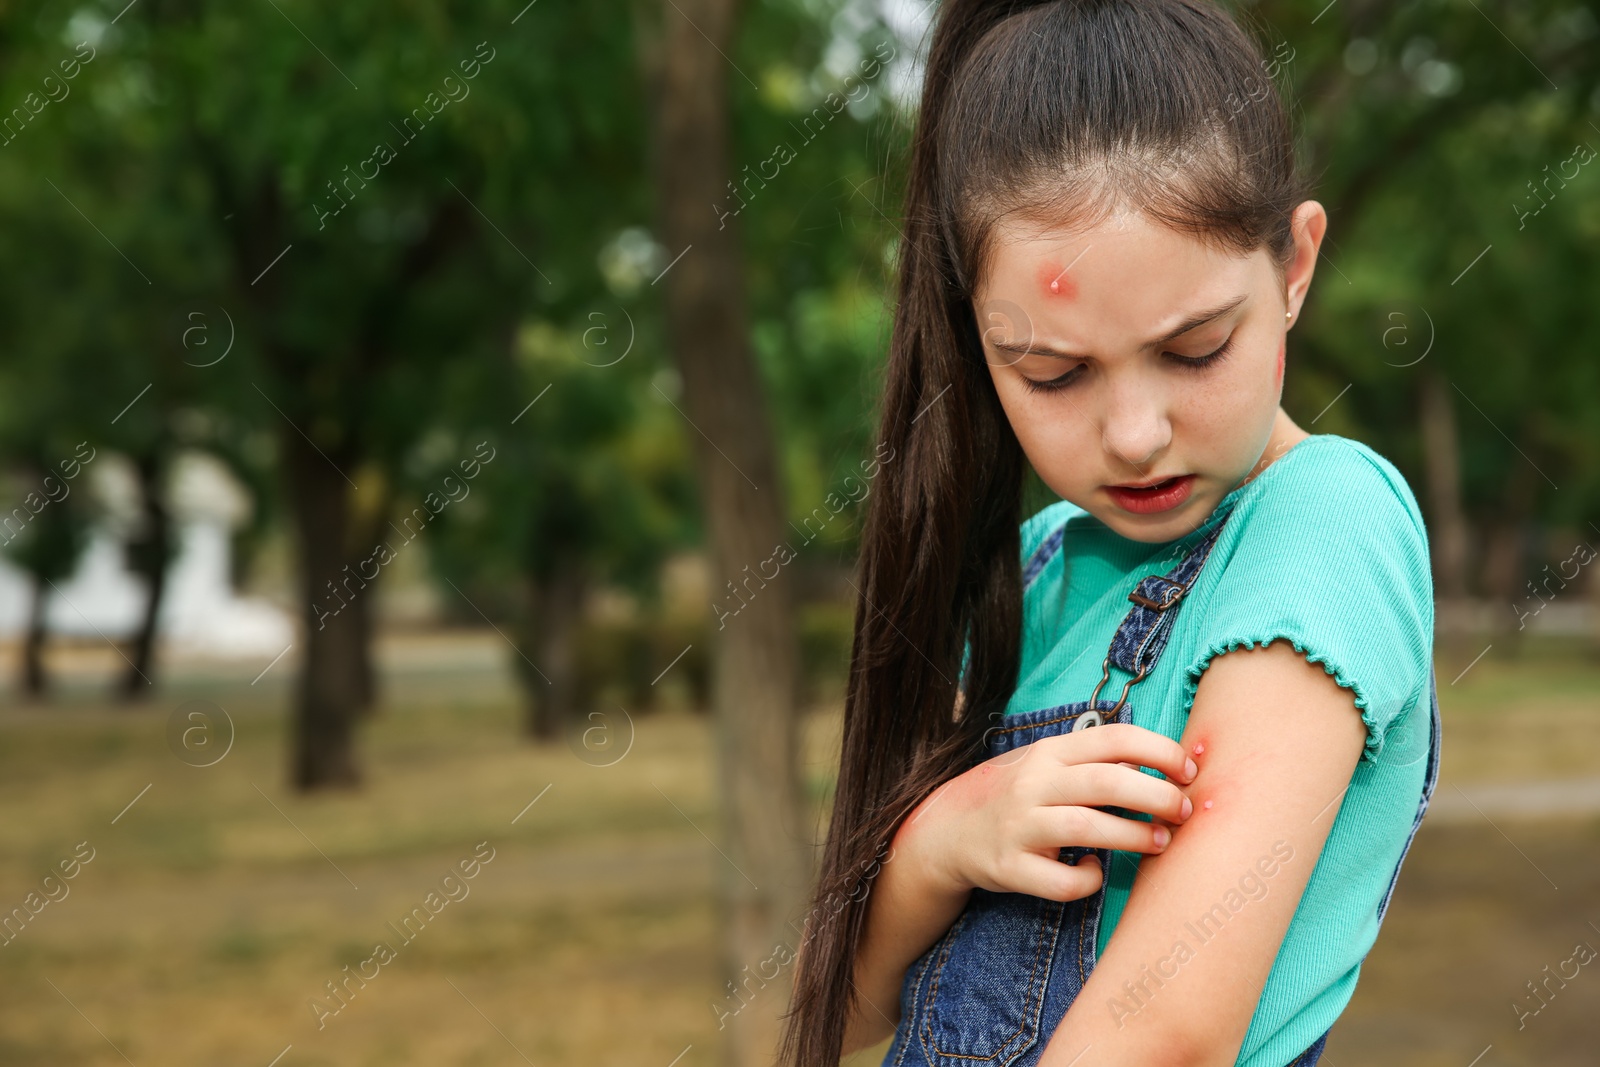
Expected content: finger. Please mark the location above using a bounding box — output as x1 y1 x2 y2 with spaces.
1006 851 1104 903
1040 723 1197 784
1045 723 1196 783
1028 760 1192 825
1022 804 1174 856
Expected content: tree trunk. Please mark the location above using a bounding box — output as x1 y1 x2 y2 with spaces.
646 2 810 1062
348 569 379 716
1590 535 1600 653
1418 373 1474 659
22 574 48 699
1482 447 1541 646
348 492 393 718
520 567 583 742
1419 373 1470 600
283 426 366 791
119 452 170 702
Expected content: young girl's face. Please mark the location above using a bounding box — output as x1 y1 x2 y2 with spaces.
973 202 1324 543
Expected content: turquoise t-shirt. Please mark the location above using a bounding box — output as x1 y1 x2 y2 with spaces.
1008 433 1434 1067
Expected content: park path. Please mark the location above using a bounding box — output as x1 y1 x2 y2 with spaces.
1425 776 1600 822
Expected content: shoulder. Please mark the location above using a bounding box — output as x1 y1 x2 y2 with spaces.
1019 498 1086 564
1188 435 1435 763
1217 434 1433 617
1308 435 1425 531
1229 435 1428 565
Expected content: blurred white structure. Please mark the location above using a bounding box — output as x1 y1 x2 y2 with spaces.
0 451 293 655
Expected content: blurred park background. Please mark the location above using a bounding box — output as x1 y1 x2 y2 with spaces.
0 0 1597 1064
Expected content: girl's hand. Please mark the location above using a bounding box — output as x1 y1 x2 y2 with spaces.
896 723 1197 903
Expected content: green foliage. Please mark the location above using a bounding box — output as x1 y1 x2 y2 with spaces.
734 0 909 553
1258 0 1600 538
1 0 1597 693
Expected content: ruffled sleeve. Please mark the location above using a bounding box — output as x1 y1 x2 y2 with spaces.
1179 440 1434 764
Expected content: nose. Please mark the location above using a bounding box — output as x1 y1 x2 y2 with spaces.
1100 378 1172 474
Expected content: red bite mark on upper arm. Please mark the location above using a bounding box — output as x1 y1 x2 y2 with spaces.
1188 738 1215 810
1036 259 1078 300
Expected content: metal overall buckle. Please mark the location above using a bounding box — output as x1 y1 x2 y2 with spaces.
1077 659 1148 730
1128 574 1186 611
1074 575 1186 730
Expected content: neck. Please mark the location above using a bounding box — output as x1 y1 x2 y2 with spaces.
1239 409 1310 490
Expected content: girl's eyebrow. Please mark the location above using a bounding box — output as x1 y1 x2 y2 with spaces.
986 295 1249 360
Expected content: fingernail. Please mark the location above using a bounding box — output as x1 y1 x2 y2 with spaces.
1154 826 1171 848
1181 797 1193 819
1185 757 1198 779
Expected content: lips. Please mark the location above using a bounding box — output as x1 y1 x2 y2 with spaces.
1103 473 1196 515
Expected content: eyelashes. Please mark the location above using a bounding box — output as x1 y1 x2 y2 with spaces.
1168 336 1236 374
1018 337 1236 395
1019 366 1085 394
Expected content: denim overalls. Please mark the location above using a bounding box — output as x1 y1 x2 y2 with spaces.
882 507 1443 1067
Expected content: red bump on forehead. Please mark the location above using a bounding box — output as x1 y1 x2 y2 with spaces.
1035 258 1079 301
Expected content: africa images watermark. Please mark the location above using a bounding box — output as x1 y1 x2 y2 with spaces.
312 40 498 231
1 840 97 948
309 840 497 1029
0 441 97 547
1145 39 1295 184
712 40 897 230
1513 140 1595 231
1512 924 1598 1030
0 41 96 149
711 440 896 630
1511 536 1596 630
711 837 896 1030
1108 839 1295 1029
311 441 497 630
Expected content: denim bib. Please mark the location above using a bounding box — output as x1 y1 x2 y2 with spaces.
882 508 1442 1067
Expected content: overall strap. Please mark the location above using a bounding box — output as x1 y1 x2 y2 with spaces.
1084 507 1236 719
1022 525 1067 590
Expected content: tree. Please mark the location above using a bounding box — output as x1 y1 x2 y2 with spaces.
4 0 640 786
424 314 696 741
1255 0 1600 642
641 0 813 1060
0 456 91 700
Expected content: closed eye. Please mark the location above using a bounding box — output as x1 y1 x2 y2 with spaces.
1019 336 1235 394
1165 336 1236 370
1019 365 1086 394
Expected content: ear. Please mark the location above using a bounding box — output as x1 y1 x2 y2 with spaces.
1283 200 1327 327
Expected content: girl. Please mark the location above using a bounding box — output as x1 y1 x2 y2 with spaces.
778 2 1440 1066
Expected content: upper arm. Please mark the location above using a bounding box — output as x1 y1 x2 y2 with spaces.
1045 640 1366 1067
1177 445 1433 768
1039 442 1432 1065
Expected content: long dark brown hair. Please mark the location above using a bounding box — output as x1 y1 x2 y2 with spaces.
777 3 1306 1064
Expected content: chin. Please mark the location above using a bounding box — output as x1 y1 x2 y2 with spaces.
1101 516 1187 543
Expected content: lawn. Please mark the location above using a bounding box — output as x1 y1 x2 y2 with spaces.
0 632 1595 1066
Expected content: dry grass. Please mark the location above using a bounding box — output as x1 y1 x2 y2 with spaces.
0 633 1595 1065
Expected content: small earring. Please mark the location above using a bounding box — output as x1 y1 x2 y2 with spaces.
1285 310 1293 321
